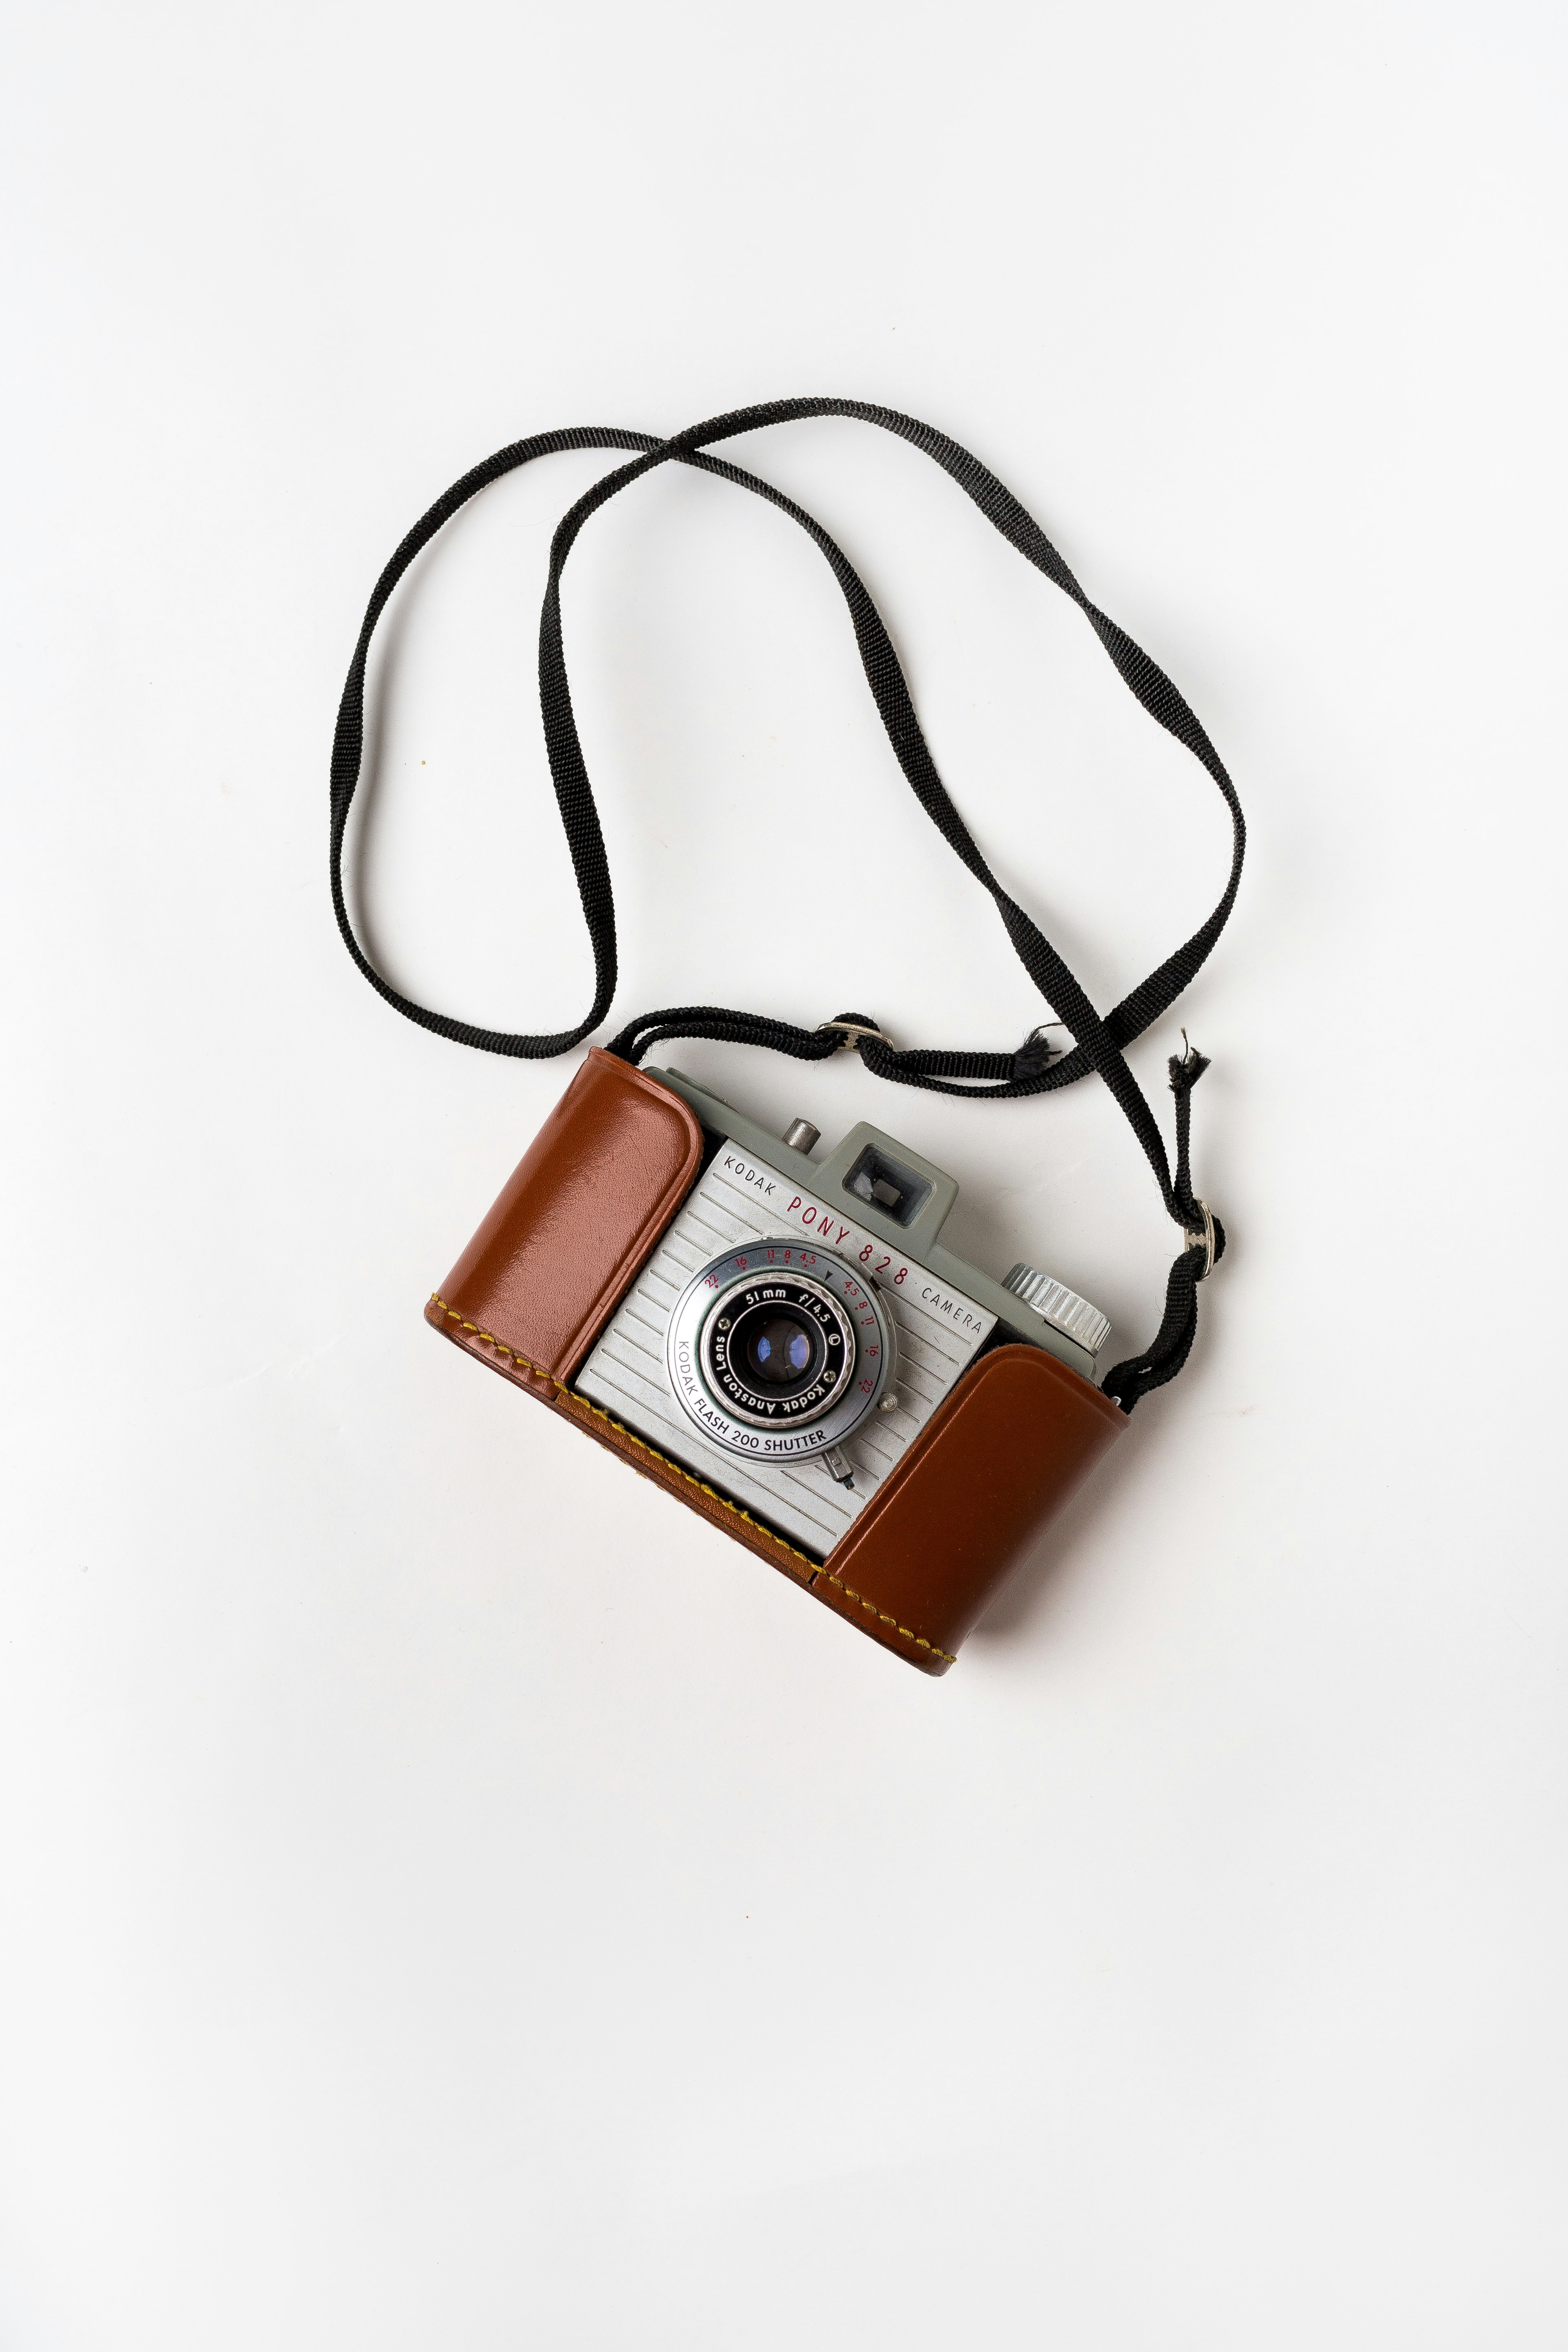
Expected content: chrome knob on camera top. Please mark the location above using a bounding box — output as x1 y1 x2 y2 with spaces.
665 1240 897 1472
1002 1262 1111 1356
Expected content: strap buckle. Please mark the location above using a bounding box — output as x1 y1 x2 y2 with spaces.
817 1018 894 1051
1184 1198 1217 1279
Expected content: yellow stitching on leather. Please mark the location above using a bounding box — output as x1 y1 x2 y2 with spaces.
428 1296 554 1382
815 1571 955 1662
428 1294 817 1568
560 1388 823 1574
427 1294 956 1665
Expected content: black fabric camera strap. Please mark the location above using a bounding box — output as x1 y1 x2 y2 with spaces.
330 399 1245 1410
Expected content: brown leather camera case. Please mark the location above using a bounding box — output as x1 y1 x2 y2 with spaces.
425 1050 1127 1675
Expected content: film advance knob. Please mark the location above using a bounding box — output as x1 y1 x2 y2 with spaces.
1002 1261 1112 1357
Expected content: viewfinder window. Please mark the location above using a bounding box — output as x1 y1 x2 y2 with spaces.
843 1145 933 1229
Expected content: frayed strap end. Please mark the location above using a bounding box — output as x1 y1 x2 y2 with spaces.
1011 1024 1063 1080
1169 1044 1211 1093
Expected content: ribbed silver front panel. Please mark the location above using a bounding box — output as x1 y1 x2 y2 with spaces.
575 1143 996 1556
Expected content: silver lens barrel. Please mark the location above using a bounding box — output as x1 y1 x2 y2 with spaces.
665 1240 897 1463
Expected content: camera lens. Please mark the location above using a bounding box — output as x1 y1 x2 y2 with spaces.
744 1314 817 1388
698 1278 854 1430
726 1297 827 1400
668 1245 897 1459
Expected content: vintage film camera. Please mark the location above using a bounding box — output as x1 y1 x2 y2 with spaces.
426 1049 1128 1675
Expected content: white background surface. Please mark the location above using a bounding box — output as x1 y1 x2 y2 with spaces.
3 2 1565 2344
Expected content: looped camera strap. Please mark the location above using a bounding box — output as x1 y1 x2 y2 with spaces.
330 399 1245 1410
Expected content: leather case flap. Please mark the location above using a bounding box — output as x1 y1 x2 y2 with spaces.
817 1344 1127 1663
434 1048 703 1381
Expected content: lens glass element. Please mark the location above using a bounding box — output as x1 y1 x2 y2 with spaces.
745 1315 815 1387
724 1297 827 1400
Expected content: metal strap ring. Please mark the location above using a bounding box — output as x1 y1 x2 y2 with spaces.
816 1019 894 1051
1184 1198 1217 1279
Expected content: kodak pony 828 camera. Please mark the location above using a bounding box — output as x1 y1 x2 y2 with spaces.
426 1049 1129 1675
339 400 1241 1678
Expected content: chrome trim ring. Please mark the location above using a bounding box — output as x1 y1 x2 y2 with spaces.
665 1239 898 1463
